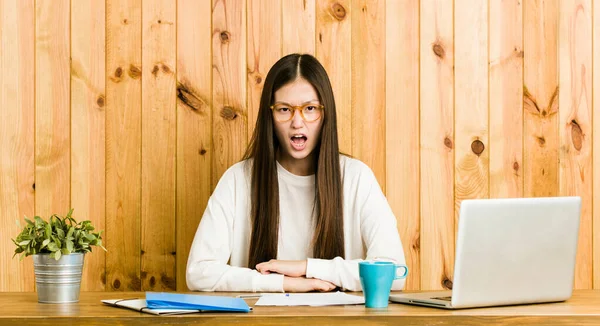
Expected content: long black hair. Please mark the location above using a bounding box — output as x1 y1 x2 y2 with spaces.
243 54 345 268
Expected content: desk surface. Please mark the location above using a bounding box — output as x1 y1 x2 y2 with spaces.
1 290 599 325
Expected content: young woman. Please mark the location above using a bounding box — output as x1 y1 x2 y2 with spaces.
186 54 406 293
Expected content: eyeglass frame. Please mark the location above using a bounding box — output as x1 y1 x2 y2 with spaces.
269 101 325 122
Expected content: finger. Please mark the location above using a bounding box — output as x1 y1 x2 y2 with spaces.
321 281 336 292
262 264 281 274
255 262 269 272
313 280 330 292
257 264 279 276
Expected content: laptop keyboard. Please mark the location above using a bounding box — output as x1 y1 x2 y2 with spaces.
432 296 452 301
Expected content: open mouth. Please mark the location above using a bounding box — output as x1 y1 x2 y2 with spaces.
290 135 308 151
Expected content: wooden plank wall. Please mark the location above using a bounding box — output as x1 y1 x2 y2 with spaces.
2 0 600 292
71 0 106 291
105 0 142 291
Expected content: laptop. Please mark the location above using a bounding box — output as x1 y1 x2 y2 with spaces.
390 196 581 309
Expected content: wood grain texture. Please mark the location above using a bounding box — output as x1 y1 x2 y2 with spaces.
594 0 600 290
5 0 600 294
2 291 600 325
247 0 281 140
385 0 419 291
70 0 106 291
35 0 70 218
106 0 142 291
141 0 177 291
212 0 247 188
524 0 559 198
351 0 385 191
454 0 489 225
282 0 315 55
489 0 523 199
0 0 35 292
176 0 212 291
316 0 352 156
2 316 600 326
559 0 592 290
420 0 454 291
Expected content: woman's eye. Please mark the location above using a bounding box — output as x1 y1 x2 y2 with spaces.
279 107 290 112
305 106 316 111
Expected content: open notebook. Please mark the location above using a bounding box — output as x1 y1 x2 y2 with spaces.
102 292 251 315
102 299 200 315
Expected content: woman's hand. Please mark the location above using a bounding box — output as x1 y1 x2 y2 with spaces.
283 276 336 293
256 259 307 277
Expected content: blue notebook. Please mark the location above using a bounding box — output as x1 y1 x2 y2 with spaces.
145 292 252 312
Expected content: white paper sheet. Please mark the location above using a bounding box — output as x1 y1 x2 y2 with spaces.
254 292 365 307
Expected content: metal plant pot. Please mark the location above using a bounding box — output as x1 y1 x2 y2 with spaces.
33 253 84 303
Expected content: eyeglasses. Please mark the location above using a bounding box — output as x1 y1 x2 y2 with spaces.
270 102 324 122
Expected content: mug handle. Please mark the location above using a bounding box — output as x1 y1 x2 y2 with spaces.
395 265 408 279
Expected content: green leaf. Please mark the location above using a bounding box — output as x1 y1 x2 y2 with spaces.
52 250 62 260
66 240 74 253
47 242 59 252
67 226 74 239
34 216 43 227
51 235 61 248
41 239 50 249
24 218 34 226
18 240 31 246
56 228 65 239
97 241 107 252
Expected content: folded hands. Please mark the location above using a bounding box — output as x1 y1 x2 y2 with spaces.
255 259 336 293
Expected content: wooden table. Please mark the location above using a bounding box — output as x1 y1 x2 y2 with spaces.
1 290 599 325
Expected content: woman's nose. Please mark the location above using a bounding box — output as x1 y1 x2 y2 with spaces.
290 110 304 127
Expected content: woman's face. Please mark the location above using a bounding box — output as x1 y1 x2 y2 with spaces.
272 78 324 173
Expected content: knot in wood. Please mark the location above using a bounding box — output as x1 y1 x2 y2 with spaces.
331 3 346 21
471 139 484 155
433 43 445 59
220 106 238 120
220 31 230 43
571 120 583 151
443 278 453 290
444 137 453 149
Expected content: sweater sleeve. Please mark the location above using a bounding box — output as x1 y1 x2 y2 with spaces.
186 166 284 292
305 163 407 292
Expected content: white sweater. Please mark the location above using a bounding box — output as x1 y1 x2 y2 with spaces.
186 155 406 292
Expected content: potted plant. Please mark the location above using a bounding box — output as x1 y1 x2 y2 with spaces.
12 209 106 303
